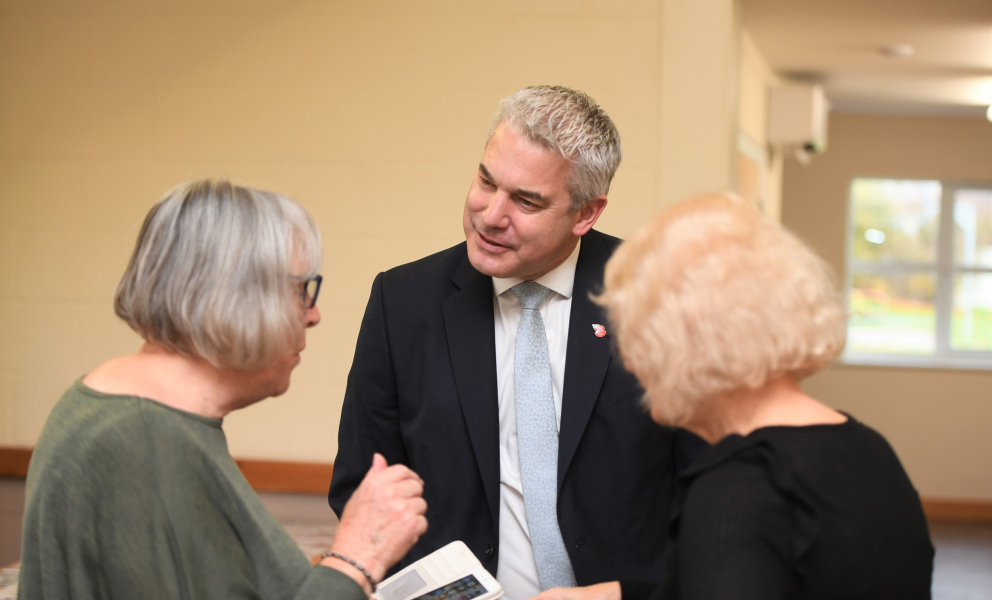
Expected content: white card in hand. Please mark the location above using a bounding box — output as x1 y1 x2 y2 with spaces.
373 541 503 600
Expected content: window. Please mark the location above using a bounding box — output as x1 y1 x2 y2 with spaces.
845 178 992 369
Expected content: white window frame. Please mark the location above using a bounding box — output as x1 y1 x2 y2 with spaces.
842 177 992 370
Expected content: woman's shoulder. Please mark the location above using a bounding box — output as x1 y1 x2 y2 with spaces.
688 416 882 471
32 379 226 486
677 417 882 517
674 417 932 598
749 414 883 445
680 414 927 544
36 378 150 452
744 416 909 480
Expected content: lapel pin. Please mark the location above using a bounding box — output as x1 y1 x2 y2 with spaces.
592 324 607 338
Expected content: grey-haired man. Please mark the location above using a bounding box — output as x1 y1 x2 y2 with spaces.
330 86 689 600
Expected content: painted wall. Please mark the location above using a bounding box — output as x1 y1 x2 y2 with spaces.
781 113 992 501
0 0 740 462
737 29 783 221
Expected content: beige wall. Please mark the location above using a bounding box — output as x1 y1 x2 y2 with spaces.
657 0 739 208
736 29 783 221
737 31 772 147
0 0 742 462
781 113 992 501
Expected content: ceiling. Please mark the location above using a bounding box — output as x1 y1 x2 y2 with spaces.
741 0 992 117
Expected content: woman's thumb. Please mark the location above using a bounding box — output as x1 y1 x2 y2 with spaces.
370 452 387 473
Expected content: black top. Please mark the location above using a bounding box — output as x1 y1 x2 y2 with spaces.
623 416 934 600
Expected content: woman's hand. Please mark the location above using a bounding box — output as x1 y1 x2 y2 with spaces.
529 582 622 600
324 453 428 593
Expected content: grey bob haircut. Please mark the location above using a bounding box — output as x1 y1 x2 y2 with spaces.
114 179 322 371
489 85 622 210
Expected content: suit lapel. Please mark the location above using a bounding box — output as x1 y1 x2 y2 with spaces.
442 254 501 531
558 232 614 489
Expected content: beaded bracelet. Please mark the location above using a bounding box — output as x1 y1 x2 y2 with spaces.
322 551 378 591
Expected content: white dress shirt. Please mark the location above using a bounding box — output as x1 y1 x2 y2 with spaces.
492 240 580 600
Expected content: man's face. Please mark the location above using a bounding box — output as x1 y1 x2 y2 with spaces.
462 123 605 281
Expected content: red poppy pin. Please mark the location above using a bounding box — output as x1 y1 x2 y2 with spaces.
592 324 607 338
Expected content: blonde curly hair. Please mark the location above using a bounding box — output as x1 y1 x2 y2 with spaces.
596 193 846 426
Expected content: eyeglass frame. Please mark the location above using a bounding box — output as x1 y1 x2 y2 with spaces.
292 274 323 309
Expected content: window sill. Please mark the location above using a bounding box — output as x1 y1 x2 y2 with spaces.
840 353 992 372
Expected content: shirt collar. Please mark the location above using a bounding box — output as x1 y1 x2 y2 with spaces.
491 238 581 300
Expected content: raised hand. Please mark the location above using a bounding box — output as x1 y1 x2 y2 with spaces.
325 453 429 593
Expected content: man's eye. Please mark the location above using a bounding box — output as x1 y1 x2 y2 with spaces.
517 196 542 209
479 177 495 188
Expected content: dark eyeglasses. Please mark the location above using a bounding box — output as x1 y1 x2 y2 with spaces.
293 274 323 309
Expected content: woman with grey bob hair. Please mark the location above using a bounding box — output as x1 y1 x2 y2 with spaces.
531 194 933 600
115 179 324 371
20 180 428 600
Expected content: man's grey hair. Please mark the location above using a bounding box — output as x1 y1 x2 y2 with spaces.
114 179 322 371
488 85 622 210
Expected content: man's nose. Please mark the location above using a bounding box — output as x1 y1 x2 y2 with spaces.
481 192 511 228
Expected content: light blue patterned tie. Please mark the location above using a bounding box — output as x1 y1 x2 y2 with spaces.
511 281 577 590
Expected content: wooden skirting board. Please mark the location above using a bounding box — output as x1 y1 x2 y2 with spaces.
2 446 990 523
0 446 31 479
232 458 333 494
921 498 992 523
0 446 333 495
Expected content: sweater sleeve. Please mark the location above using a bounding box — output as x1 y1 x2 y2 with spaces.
294 566 369 600
84 458 370 600
20 399 371 600
674 455 799 600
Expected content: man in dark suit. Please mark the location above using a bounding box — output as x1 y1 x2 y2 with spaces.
329 86 682 600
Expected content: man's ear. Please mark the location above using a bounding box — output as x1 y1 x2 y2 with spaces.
572 196 608 236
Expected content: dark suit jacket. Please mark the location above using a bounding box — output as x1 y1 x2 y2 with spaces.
329 229 679 586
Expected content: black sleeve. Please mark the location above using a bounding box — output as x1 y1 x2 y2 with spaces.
328 272 410 517
675 458 799 600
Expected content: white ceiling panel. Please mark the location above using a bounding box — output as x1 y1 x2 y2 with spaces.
741 0 992 115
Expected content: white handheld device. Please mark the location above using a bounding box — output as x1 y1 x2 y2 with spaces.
373 541 503 600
